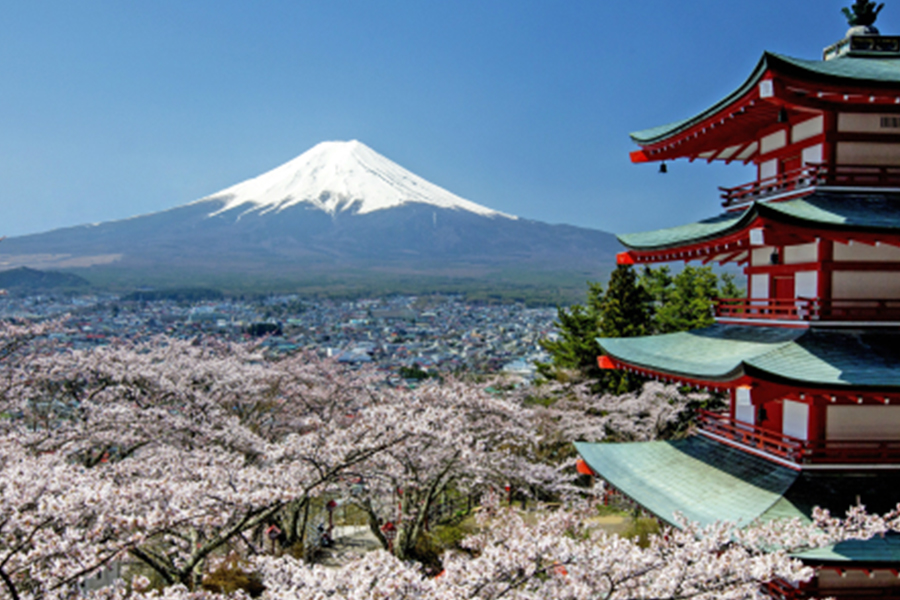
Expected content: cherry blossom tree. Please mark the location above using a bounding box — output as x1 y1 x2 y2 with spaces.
509 380 713 479
0 331 413 593
109 499 891 600
316 376 565 562
0 437 151 600
2 321 896 600
540 379 711 443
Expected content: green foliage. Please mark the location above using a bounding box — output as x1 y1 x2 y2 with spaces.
540 265 746 389
640 266 743 334
718 273 743 300
637 266 673 309
646 266 719 334
537 282 604 380
0 267 90 294
594 505 629 518
623 517 662 548
538 268 651 392
85 265 614 307
431 517 478 550
399 364 438 381
599 265 652 339
598 265 653 393
408 516 478 573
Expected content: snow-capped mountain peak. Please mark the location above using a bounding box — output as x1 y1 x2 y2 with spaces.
196 140 516 220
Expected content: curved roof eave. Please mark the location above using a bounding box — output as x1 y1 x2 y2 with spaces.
617 205 757 251
756 192 900 233
599 326 900 390
630 52 900 146
598 325 804 383
629 52 771 146
574 437 802 528
617 193 900 252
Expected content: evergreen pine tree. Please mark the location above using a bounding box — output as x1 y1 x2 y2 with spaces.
538 267 652 392
538 265 741 390
600 265 653 338
718 272 743 299
598 265 653 393
537 282 604 380
651 266 719 333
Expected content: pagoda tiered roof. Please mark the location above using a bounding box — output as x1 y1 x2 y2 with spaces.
630 51 900 165
575 437 900 527
580 16 900 596
599 325 900 389
575 437 900 561
617 192 900 264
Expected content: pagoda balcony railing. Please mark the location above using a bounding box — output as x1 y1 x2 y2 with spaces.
720 162 900 207
698 410 900 465
716 297 900 322
763 579 889 600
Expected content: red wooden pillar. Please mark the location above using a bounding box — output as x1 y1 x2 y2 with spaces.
729 388 736 420
808 398 828 442
818 239 834 316
823 110 838 179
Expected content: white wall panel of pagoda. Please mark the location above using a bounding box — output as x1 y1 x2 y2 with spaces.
832 271 900 299
826 405 900 441
836 141 900 166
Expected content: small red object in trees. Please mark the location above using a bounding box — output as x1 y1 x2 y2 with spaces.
576 459 596 476
597 355 617 370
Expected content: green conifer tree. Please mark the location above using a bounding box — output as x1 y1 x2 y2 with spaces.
600 265 653 338
538 265 743 389
651 266 719 333
539 267 652 392
537 282 604 380
718 272 743 299
599 265 653 393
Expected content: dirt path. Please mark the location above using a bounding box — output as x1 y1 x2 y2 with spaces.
315 525 384 567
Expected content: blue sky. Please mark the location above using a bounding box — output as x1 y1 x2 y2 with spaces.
2 1 893 238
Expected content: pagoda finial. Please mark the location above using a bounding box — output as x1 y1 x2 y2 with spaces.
842 1 885 28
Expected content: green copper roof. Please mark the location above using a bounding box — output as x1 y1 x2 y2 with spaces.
774 53 900 86
631 52 900 145
576 437 900 562
762 193 900 229
618 211 745 251
618 193 900 251
599 325 900 388
797 535 900 563
574 437 802 527
745 329 900 387
601 325 801 381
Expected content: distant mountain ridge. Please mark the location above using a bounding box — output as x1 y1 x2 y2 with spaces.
0 141 621 298
0 267 89 292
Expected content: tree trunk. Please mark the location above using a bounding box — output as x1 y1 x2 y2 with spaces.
299 498 311 559
359 499 389 551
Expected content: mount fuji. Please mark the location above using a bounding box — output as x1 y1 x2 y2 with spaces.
0 141 621 297
199 140 513 220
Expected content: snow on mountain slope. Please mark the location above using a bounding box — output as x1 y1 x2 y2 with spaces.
196 140 516 220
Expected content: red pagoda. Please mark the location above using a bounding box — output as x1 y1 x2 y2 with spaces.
576 4 900 599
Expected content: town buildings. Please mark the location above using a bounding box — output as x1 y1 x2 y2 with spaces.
576 6 900 599
0 293 553 380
